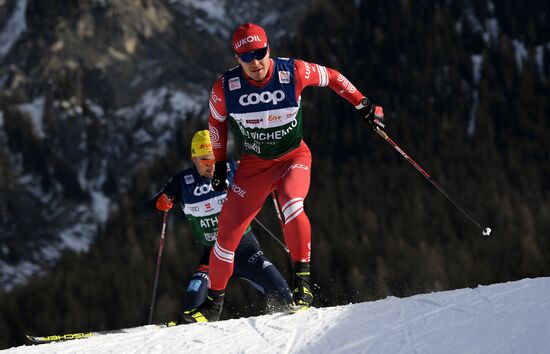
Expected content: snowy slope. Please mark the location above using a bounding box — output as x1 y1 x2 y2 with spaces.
0 0 311 291
6 277 550 354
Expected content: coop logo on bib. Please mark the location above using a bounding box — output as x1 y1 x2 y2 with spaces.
194 184 213 196
238 90 285 106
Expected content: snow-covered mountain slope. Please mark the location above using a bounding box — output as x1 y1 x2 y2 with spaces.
0 0 310 290
7 277 550 354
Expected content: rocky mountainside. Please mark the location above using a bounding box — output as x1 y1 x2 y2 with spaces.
0 0 310 290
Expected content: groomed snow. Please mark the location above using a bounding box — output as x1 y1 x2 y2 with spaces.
7 277 550 353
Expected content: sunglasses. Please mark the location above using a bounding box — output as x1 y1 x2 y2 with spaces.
238 46 268 63
197 158 215 166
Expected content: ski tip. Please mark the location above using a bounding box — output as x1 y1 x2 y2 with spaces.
25 334 49 344
25 332 94 344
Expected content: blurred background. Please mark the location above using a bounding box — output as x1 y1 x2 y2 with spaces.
0 0 548 349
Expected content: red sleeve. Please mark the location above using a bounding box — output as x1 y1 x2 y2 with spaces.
208 76 229 161
294 59 366 108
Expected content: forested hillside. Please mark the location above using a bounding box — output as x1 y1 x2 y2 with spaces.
1 0 549 349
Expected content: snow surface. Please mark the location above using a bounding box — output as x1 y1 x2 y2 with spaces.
6 277 550 354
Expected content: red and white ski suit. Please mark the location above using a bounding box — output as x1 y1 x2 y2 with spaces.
208 58 366 290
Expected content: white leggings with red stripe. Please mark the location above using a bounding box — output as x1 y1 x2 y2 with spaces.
209 141 312 291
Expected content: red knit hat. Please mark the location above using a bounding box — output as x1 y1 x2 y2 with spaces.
232 23 268 54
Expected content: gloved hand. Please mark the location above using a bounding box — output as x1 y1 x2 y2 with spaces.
360 97 385 131
155 193 173 212
212 161 228 191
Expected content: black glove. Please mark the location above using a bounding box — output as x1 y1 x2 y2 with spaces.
212 161 228 191
360 97 385 131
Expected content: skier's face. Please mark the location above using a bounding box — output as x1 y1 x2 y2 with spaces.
192 154 215 179
236 47 271 82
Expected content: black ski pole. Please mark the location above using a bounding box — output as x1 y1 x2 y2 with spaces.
369 119 492 236
148 211 169 324
252 217 289 253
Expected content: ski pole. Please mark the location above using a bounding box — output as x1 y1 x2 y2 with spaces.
369 119 492 237
253 217 289 253
148 211 169 324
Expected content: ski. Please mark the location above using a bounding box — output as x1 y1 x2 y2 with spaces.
26 322 176 344
26 332 95 344
26 307 311 344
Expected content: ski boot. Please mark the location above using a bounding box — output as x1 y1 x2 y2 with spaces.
180 289 224 323
289 262 313 312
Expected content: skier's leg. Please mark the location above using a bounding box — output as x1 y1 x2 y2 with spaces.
275 145 312 264
275 143 314 309
233 231 293 309
181 161 274 323
208 171 271 291
182 267 209 311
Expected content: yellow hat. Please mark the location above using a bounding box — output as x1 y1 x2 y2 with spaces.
191 130 213 157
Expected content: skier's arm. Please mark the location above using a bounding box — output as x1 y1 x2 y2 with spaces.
140 176 182 218
208 77 229 162
295 59 384 124
294 59 366 107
